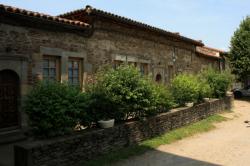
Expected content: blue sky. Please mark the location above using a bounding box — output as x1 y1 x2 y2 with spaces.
1 0 249 50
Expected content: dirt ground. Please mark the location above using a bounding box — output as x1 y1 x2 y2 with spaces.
114 99 250 166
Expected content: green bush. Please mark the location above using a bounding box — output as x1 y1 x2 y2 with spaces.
170 74 199 106
151 83 175 113
85 84 117 122
24 81 88 138
87 65 174 121
197 77 213 102
200 68 233 98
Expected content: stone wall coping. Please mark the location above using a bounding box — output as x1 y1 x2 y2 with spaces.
15 96 230 150
14 95 233 166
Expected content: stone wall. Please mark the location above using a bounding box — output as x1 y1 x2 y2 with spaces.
0 23 89 85
0 13 221 87
192 54 220 73
14 95 233 166
0 22 89 128
85 19 221 83
0 12 221 131
85 19 198 83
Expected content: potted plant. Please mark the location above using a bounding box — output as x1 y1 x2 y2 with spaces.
97 109 115 129
98 119 115 129
185 102 194 107
203 98 210 102
88 91 115 129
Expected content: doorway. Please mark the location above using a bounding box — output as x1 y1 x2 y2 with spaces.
0 70 20 130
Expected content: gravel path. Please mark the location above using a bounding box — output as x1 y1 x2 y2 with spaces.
114 99 250 166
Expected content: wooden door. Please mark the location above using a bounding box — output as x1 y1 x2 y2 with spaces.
0 70 20 129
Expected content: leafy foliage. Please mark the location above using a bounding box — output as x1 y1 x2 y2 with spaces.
170 74 200 106
151 83 175 113
200 68 233 98
24 81 89 138
197 74 213 102
87 65 174 122
229 16 250 81
24 66 232 138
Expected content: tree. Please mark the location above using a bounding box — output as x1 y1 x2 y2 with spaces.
229 16 250 83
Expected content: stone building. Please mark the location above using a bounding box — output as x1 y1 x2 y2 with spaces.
0 4 225 134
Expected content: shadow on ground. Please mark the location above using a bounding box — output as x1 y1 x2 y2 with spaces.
82 144 220 166
0 143 14 166
112 147 220 166
0 143 220 166
235 97 250 102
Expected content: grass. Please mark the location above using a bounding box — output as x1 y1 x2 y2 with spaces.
83 114 228 166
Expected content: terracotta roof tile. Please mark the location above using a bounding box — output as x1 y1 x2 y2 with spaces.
202 46 225 53
0 4 90 28
196 46 222 59
59 5 204 46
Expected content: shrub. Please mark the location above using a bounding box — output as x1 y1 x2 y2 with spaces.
24 81 88 138
170 74 199 106
85 84 117 122
197 77 213 102
87 65 174 122
151 83 175 113
200 68 233 98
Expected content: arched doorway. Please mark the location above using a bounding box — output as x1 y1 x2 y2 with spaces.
155 73 162 83
0 70 20 130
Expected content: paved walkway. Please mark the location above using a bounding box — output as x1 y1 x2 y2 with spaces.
0 143 14 166
0 140 28 166
114 99 250 166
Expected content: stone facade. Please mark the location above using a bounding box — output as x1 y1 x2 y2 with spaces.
62 6 225 83
14 95 233 166
0 9 90 129
85 19 197 83
0 4 224 131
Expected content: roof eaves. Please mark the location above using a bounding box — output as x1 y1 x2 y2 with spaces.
202 46 225 53
59 5 204 46
0 4 90 29
196 46 221 59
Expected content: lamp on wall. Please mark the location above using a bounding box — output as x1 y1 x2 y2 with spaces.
172 47 176 63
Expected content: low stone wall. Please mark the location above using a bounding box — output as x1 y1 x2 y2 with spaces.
14 95 233 166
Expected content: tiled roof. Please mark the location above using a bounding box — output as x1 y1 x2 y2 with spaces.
59 5 204 46
0 4 90 28
196 46 222 59
202 46 225 54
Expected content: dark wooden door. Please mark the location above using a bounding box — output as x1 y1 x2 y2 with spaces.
0 70 20 129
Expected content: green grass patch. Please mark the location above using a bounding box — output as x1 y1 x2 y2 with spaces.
83 114 227 166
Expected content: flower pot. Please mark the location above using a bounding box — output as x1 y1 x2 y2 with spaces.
185 102 194 107
98 119 115 129
203 98 210 102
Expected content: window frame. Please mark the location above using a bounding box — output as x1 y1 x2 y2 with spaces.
140 63 149 75
68 57 83 87
113 60 123 69
42 55 61 81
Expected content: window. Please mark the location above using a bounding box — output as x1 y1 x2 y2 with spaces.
128 62 137 67
113 60 123 69
68 58 83 86
113 60 149 76
43 55 60 81
140 63 148 75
